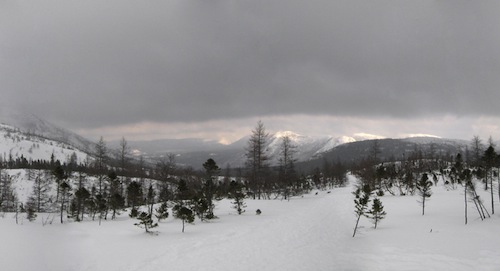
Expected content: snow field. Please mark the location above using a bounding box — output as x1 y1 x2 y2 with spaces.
1 175 500 271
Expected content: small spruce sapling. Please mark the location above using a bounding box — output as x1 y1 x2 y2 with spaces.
229 181 246 215
416 173 433 215
352 184 371 237
367 198 386 229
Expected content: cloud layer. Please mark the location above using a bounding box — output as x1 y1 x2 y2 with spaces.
2 1 500 141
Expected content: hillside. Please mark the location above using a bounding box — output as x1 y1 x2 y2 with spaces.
142 131 366 169
297 137 468 171
1 173 499 271
0 112 96 154
0 124 91 165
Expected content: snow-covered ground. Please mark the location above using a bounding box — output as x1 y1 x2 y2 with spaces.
1 175 500 271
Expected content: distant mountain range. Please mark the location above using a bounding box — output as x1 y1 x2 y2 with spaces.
0 113 471 170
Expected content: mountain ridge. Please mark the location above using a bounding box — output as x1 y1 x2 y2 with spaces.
0 113 472 170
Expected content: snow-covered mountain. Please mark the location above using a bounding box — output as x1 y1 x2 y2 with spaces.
0 112 96 154
0 113 470 170
0 123 91 165
265 131 356 165
169 131 387 169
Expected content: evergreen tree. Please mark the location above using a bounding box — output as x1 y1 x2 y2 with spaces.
25 196 37 222
202 158 220 219
146 185 156 215
59 181 71 224
52 164 67 203
229 180 246 215
107 171 124 220
135 211 158 233
482 145 496 214
190 193 209 221
172 204 195 233
352 184 371 237
416 173 432 215
73 187 90 221
155 202 169 221
127 181 143 210
367 198 386 229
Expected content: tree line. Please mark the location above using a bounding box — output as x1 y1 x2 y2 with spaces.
0 121 349 232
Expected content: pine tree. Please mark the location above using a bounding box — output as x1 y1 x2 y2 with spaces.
25 196 37 222
229 180 246 215
367 198 386 229
173 204 195 233
107 171 124 220
135 211 158 233
59 181 71 224
146 185 156 215
416 173 432 215
352 184 371 237
482 145 496 214
127 181 143 210
155 202 169 221
202 158 220 219
73 187 90 221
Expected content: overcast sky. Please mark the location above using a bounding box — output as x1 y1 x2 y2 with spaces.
2 1 500 143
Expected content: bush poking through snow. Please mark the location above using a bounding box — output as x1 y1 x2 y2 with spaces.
129 208 138 218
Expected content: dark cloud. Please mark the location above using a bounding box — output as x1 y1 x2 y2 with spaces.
2 1 500 135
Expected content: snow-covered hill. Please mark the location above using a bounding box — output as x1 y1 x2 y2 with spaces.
0 123 91 165
0 112 96 154
265 131 356 164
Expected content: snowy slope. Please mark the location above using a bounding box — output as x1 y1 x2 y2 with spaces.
0 124 91 165
1 173 499 271
265 131 357 165
0 111 96 153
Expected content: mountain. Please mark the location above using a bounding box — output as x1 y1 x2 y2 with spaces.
0 112 96 154
297 136 469 172
138 131 376 169
0 123 91 165
0 113 472 171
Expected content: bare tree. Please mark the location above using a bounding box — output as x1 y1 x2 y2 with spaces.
156 153 177 203
471 136 484 168
245 121 270 199
278 135 297 200
118 136 131 175
95 136 108 194
482 144 497 214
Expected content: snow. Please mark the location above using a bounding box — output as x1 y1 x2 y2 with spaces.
1 174 500 271
0 124 91 165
